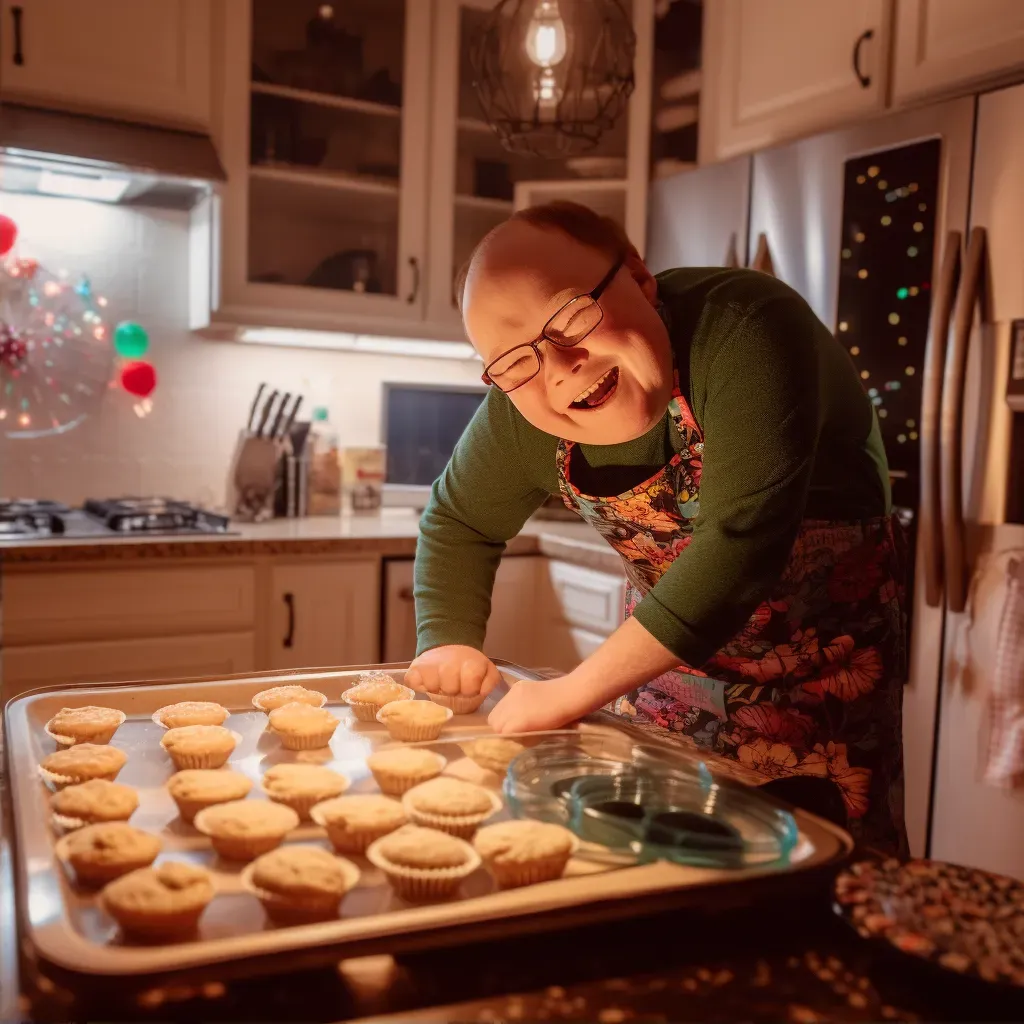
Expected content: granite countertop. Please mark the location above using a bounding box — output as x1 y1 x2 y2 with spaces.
0 512 623 574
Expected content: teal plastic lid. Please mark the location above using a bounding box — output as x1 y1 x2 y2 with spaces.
312 406 328 421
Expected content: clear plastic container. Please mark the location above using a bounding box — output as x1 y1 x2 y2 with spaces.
308 406 342 516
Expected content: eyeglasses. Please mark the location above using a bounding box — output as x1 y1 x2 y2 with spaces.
481 255 624 393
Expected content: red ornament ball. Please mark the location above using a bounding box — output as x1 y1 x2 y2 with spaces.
0 215 17 256
0 322 28 371
120 360 157 398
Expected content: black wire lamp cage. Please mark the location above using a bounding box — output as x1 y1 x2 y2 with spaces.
471 0 637 158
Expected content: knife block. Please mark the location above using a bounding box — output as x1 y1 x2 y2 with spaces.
229 432 280 522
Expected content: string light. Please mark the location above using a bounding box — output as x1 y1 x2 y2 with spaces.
868 166 880 177
905 366 916 375
842 248 852 258
881 215 892 226
907 246 918 257
913 222 924 232
897 433 907 444
878 179 888 189
850 345 861 355
858 269 869 279
839 321 849 332
857 175 866 184
909 286 919 296
918 203 927 212
854 231 866 243
909 431 918 440
898 336 908 346
897 287 909 299
861 370 870 379
879 409 888 418
889 313 900 324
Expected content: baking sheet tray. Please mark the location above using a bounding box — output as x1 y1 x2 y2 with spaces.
4 662 853 986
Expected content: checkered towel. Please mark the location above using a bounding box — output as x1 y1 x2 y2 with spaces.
984 555 1024 787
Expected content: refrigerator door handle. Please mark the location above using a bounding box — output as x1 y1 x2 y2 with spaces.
920 230 963 608
749 232 776 277
940 226 987 614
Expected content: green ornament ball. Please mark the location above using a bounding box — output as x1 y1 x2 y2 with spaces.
113 321 149 359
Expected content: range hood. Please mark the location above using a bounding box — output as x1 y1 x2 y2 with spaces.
0 103 225 210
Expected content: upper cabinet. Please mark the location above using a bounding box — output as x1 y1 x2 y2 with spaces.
700 0 891 162
891 0 1024 105
0 0 213 130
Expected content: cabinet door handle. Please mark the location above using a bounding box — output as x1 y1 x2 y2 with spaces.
852 28 873 88
406 256 420 304
11 6 24 66
283 591 295 648
398 586 415 601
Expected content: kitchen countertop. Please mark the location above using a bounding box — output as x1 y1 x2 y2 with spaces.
0 511 624 574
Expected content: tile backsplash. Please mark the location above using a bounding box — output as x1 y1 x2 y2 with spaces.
0 193 482 509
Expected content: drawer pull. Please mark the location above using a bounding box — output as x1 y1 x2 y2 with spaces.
283 592 295 648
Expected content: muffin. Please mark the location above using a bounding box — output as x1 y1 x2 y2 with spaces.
252 685 327 714
167 769 253 824
342 673 414 722
460 737 526 775
50 779 139 831
40 744 127 789
58 822 161 887
402 777 501 839
160 725 239 770
366 747 446 796
153 701 229 730
261 763 348 819
426 691 488 715
377 700 453 742
101 862 214 939
311 794 408 853
267 702 339 751
242 845 359 923
193 800 299 861
45 706 126 747
473 820 577 888
367 825 480 901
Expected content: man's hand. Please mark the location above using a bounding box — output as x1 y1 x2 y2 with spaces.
487 674 594 734
406 645 501 698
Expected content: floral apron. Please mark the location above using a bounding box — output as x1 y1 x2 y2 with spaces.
556 375 909 857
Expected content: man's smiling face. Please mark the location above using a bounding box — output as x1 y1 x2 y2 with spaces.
462 219 673 445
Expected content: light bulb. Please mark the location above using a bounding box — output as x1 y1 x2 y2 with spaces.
533 67 564 111
525 0 567 68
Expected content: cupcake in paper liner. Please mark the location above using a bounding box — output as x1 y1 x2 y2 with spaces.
261 763 348 820
459 737 527 776
167 769 253 824
160 725 241 770
426 691 488 715
311 794 408 854
366 747 446 796
376 700 453 742
342 674 415 722
367 825 480 901
56 822 161 888
45 706 126 748
401 777 502 839
152 701 230 730
100 862 214 939
39 744 127 790
241 845 360 924
267 702 339 750
50 779 139 832
251 685 328 714
473 820 578 888
193 800 299 861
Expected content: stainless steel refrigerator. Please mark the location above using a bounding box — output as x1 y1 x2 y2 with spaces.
647 84 1024 876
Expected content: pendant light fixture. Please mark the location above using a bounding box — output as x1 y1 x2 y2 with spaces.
471 0 636 158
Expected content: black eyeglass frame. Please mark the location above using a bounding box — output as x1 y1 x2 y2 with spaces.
480 255 625 392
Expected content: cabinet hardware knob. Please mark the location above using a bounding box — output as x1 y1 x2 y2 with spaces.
852 28 873 89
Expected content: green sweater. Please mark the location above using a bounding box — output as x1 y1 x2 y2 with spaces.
415 268 890 667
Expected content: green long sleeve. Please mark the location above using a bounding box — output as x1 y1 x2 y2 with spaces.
415 268 890 663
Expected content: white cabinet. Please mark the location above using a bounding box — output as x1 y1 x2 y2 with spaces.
0 0 212 129
892 0 1024 105
700 0 890 162
267 560 380 670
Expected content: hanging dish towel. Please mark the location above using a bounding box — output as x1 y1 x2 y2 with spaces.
984 555 1024 787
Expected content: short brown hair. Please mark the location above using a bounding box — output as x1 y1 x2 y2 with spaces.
454 200 634 314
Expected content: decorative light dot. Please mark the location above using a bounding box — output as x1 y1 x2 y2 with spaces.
872 396 883 406
857 174 867 184
913 222 924 232
881 215 892 226
868 166 880 177
918 203 927 212
909 431 919 440
868 387 879 398
897 434 907 444
854 231 866 243
909 182 919 192
0 409 6 420
839 321 849 332
858 268 869 279
43 281 61 297
93 326 106 341
909 286 919 296
888 313 900 325
908 246 918 257
898 336 908 346
905 365 916 376
886 192 897 202
97 296 109 307
860 370 870 380
897 287 909 299
879 408 888 418
886 381 902 391
850 345 861 356
842 248 852 258
878 180 888 189
906 419 916 428
18 413 30 427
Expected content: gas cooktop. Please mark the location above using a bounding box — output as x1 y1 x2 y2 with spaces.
0 498 236 541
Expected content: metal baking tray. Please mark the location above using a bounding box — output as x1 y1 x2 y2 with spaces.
3 661 853 990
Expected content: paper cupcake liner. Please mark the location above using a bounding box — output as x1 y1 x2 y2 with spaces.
376 704 454 742
266 788 347 822
427 691 487 715
102 899 208 940
271 724 339 751
170 793 239 826
163 730 242 771
310 801 408 853
204 832 287 862
252 690 327 714
342 683 415 722
56 837 158 888
45 711 126 749
401 788 502 840
240 858 359 924
483 850 575 889
39 765 123 790
368 753 447 796
151 708 229 730
366 833 480 902
50 807 135 833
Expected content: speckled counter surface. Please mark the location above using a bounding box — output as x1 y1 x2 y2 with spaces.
0 511 624 574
